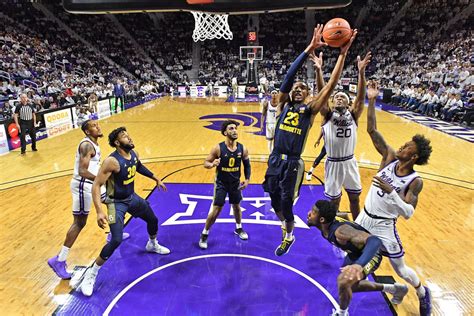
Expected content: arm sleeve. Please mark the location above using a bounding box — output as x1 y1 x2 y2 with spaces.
243 158 251 180
136 160 154 179
387 190 415 219
354 236 382 267
280 52 309 93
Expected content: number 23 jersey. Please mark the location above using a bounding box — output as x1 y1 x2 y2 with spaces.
323 110 357 159
273 103 312 156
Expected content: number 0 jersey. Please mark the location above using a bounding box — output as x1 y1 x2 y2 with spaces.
273 103 312 156
106 150 139 200
322 110 357 159
216 142 244 183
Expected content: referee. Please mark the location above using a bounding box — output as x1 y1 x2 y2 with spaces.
14 93 37 155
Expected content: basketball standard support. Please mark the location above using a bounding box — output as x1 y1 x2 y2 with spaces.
239 46 263 94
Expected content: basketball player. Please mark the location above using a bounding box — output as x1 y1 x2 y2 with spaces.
199 120 251 249
47 120 129 280
310 50 372 220
261 90 279 152
78 127 169 296
307 200 408 316
356 81 432 315
263 24 357 256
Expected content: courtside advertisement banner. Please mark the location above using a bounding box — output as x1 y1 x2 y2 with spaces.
178 86 187 97
0 124 9 155
190 86 198 98
98 99 111 119
44 108 72 128
47 122 73 138
197 86 206 97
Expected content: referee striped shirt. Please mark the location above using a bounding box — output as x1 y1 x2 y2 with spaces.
15 103 36 121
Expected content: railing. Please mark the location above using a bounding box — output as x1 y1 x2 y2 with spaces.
54 59 65 71
21 79 39 90
0 70 11 82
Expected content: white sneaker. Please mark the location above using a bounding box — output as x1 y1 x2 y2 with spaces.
146 240 170 255
306 172 312 181
80 269 97 297
199 234 208 249
234 228 248 240
70 268 87 290
391 283 409 304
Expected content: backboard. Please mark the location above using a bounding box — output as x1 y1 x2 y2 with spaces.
63 0 351 14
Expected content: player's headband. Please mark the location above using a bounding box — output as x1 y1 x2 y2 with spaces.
334 91 350 103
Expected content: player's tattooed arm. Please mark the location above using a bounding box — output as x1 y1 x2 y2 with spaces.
335 224 370 250
78 141 96 181
366 81 396 168
204 144 221 169
404 178 423 209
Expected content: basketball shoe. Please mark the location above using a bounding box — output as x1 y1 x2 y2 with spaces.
391 283 409 304
199 234 208 249
275 236 295 256
234 228 248 240
146 240 170 254
106 232 130 243
419 286 432 316
80 268 97 297
47 256 72 279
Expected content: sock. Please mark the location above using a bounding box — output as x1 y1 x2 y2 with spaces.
281 221 286 228
285 232 293 240
236 223 242 229
91 262 101 275
149 237 157 244
202 228 209 235
308 167 314 174
267 141 272 153
383 284 396 294
338 308 348 316
58 246 70 262
415 283 426 298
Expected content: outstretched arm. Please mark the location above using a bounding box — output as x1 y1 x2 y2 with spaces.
314 128 324 148
308 30 358 115
277 24 328 116
310 52 330 117
352 52 371 121
366 81 396 168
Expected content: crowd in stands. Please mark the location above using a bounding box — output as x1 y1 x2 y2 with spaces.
0 0 472 126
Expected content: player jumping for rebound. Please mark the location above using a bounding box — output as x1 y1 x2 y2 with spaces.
263 24 357 256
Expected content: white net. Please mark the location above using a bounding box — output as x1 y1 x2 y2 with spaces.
191 12 233 42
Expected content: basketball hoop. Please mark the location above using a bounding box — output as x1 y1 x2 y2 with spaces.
191 11 233 42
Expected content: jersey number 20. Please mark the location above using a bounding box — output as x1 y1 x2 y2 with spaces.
336 127 351 138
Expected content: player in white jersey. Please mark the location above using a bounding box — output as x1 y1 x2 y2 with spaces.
310 51 371 220
261 90 279 152
356 81 432 316
47 120 129 280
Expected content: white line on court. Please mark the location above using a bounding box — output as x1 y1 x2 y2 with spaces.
103 253 339 315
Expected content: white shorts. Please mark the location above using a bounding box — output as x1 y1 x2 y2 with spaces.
70 178 105 215
266 123 276 140
324 157 362 199
355 210 405 258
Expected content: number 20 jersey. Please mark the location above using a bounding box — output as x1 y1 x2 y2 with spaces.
273 103 312 156
322 110 357 159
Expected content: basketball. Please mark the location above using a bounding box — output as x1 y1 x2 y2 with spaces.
322 18 352 47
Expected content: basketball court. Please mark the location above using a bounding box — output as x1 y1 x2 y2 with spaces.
0 96 472 315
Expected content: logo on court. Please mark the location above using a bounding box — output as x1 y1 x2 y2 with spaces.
161 192 308 229
199 112 265 136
